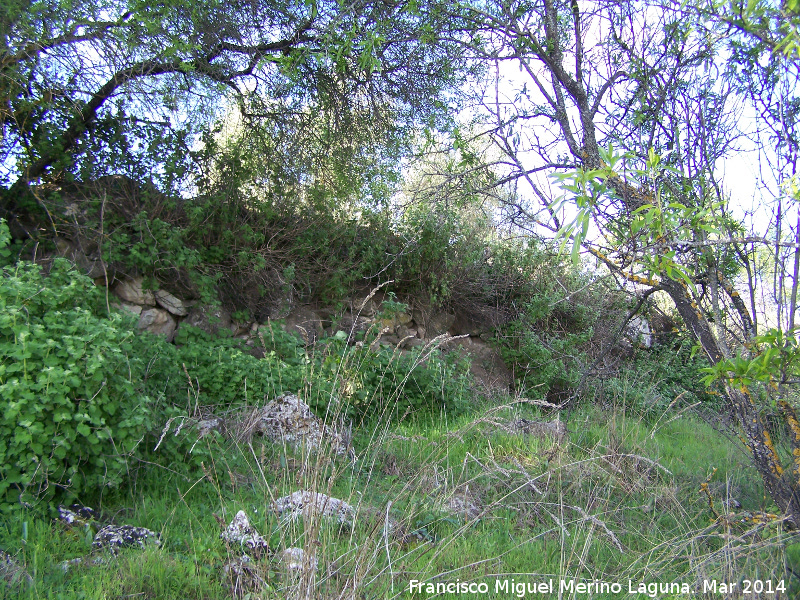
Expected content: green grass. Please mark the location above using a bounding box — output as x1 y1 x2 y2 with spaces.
1 396 794 599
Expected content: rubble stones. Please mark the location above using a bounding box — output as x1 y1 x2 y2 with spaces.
138 307 177 341
57 504 96 527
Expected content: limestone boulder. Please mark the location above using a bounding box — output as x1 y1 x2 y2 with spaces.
254 393 349 456
138 307 177 341
113 277 155 306
625 316 653 349
57 505 96 527
154 289 189 316
273 490 355 525
92 525 161 554
221 511 270 556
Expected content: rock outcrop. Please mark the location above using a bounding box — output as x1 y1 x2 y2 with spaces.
96 276 518 393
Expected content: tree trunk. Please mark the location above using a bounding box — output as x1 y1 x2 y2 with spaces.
662 278 800 527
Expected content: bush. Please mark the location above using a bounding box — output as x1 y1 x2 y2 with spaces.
0 224 155 509
317 334 473 420
143 323 312 414
145 320 472 427
489 262 601 400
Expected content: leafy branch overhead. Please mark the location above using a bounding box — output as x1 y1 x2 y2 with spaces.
0 0 466 207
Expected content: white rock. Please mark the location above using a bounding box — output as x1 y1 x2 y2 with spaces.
154 289 188 316
273 490 355 525
256 393 348 456
114 277 156 306
57 504 95 526
220 511 270 554
626 316 653 348
92 525 161 554
138 307 177 341
278 547 317 575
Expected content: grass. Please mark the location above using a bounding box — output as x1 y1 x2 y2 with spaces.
1 393 795 599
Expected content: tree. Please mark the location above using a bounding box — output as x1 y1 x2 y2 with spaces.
450 0 800 525
0 0 465 230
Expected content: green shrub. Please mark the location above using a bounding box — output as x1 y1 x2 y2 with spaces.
143 323 311 413
146 320 471 427
494 322 592 399
0 231 155 509
623 339 718 416
317 336 472 420
491 273 598 399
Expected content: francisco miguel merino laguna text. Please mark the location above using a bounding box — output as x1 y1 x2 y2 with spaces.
408 578 695 597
